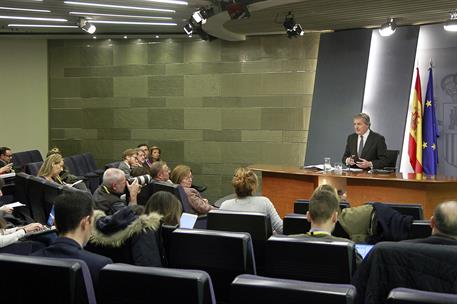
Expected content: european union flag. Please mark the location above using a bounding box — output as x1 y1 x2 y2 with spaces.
422 66 439 175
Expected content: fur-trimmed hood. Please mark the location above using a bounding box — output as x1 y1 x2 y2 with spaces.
90 209 162 247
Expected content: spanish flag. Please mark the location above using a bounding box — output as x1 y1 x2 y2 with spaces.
408 68 423 173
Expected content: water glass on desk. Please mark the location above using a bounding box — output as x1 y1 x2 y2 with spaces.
334 162 343 174
323 157 331 172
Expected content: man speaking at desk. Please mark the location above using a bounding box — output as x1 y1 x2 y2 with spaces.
342 113 387 170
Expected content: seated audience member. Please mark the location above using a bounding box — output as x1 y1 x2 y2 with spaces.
45 148 89 191
118 148 139 178
0 147 14 174
32 191 112 288
403 200 457 245
220 167 283 234
150 161 171 183
38 153 65 183
149 145 161 164
293 185 362 264
135 148 147 168
145 191 182 226
137 143 152 168
93 168 140 215
170 165 215 215
89 203 163 267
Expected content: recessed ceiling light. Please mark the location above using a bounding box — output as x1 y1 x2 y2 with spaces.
69 11 172 20
155 35 159 38
8 24 78 28
90 20 176 26
0 15 67 22
379 18 397 36
92 36 97 39
123 35 128 39
444 10 457 32
64 1 175 13
0 6 51 13
143 0 188 5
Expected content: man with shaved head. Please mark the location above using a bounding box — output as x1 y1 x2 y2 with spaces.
404 201 457 245
93 168 140 215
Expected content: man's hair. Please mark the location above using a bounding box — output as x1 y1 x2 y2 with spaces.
354 113 371 127
54 191 94 234
0 147 11 156
102 168 125 187
137 144 149 149
309 189 339 224
434 201 457 237
150 161 167 179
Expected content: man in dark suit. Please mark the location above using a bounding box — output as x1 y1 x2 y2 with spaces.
404 200 457 245
342 113 388 169
32 191 112 288
0 147 14 174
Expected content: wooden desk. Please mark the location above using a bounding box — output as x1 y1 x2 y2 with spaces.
248 164 457 219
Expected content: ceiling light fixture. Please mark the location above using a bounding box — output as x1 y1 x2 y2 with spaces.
69 11 172 20
79 17 96 33
0 15 67 22
183 22 193 36
379 18 397 36
444 10 457 32
90 20 176 26
8 24 78 28
64 1 175 13
143 0 188 5
191 7 213 25
0 6 51 13
283 12 304 38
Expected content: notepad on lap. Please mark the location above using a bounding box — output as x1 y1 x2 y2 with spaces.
355 244 374 259
180 213 198 229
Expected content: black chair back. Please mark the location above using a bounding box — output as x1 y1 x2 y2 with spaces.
168 228 256 302
104 161 121 170
385 149 400 169
0 254 96 304
207 209 272 274
12 150 43 171
14 172 31 205
99 264 216 304
25 161 43 176
231 274 357 304
265 235 355 284
407 220 432 239
27 176 47 223
387 287 457 304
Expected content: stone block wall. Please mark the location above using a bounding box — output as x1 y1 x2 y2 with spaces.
48 34 319 201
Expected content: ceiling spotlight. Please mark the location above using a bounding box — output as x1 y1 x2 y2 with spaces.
444 10 457 32
79 17 96 34
183 22 193 36
379 18 397 36
283 12 304 38
123 35 127 39
191 7 213 25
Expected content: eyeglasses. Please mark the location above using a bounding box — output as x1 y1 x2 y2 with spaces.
4 154 12 158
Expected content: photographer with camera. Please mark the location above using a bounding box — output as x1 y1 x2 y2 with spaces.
93 168 140 215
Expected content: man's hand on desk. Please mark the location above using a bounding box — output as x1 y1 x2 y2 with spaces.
356 158 373 169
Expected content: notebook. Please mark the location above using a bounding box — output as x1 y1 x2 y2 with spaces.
179 213 198 229
355 244 374 259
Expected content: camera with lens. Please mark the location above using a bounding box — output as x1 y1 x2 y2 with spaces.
128 174 152 186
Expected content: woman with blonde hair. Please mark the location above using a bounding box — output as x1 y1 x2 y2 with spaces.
220 167 283 234
170 165 214 215
38 153 65 183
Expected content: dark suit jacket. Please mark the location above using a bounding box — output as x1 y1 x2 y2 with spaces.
342 130 388 169
32 237 112 288
93 186 127 215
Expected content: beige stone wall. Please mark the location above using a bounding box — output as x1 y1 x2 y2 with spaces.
48 35 319 201
0 39 48 156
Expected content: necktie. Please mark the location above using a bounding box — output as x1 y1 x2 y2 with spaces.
358 135 364 157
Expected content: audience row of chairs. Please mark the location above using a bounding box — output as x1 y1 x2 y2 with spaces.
294 200 425 220
2 252 454 304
